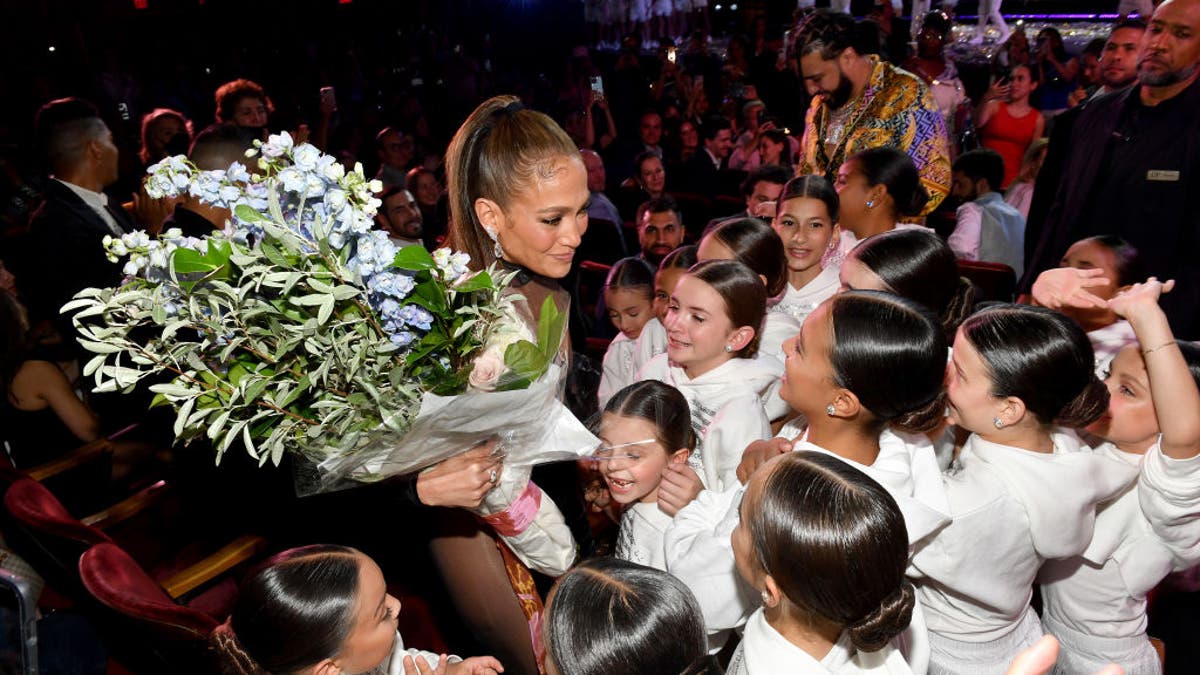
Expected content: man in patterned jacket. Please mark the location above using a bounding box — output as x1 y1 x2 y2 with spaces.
792 10 952 215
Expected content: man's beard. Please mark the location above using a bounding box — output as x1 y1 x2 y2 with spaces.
826 71 855 110
1138 59 1199 87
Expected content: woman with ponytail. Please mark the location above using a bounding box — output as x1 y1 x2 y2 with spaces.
911 305 1140 674
429 94 591 674
729 451 916 674
212 545 501 675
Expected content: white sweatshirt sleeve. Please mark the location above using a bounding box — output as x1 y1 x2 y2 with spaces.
665 486 759 634
1138 442 1200 569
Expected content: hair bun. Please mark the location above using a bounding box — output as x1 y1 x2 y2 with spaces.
1054 376 1109 428
846 582 915 653
890 391 947 435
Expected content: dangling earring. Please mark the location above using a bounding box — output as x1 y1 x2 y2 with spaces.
865 199 876 209
826 404 836 417
724 344 733 353
484 228 505 260
993 417 1004 429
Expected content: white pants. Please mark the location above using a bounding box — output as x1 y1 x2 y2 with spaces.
977 0 1010 42
1043 614 1162 675
928 606 1044 675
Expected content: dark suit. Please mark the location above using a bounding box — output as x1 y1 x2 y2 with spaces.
17 180 132 340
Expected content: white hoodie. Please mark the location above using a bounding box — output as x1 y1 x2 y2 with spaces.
637 353 780 492
727 610 913 675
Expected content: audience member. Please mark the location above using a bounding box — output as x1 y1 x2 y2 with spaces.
376 185 425 249
161 123 253 237
581 148 623 229
1026 0 1200 339
137 107 192 169
376 127 416 188
755 128 793 172
406 166 448 249
704 164 789 234
1022 18 1146 275
214 78 274 140
976 63 1045 189
1003 139 1048 220
1033 28 1081 115
903 12 967 145
948 148 1026 277
17 98 132 344
680 115 734 196
635 196 686 266
792 10 951 214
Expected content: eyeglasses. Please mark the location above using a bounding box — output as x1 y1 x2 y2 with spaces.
586 438 657 463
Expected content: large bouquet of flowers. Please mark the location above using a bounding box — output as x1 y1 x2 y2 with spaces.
65 132 596 575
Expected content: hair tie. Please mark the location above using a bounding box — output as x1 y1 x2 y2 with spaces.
481 99 525 137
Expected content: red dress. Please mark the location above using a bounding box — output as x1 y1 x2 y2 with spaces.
981 103 1039 189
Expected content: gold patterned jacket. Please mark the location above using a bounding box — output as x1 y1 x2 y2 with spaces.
798 56 952 214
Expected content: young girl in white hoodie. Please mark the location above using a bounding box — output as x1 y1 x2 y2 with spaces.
771 175 842 326
665 292 950 670
1034 275 1200 674
728 451 917 675
910 305 1139 675
697 216 801 367
634 245 698 374
637 259 778 494
595 380 695 570
597 257 657 408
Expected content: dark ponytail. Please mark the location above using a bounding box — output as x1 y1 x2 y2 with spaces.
445 95 578 271
848 147 928 219
962 304 1108 427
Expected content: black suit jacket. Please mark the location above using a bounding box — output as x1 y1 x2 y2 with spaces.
17 180 132 338
680 150 722 197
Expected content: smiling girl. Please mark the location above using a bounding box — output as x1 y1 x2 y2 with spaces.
594 381 694 570
911 305 1138 674
637 259 779 494
771 176 841 326
1034 278 1200 674
598 257 657 407
634 245 698 374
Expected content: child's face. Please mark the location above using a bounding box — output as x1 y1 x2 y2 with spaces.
597 413 683 505
665 274 744 377
773 197 835 276
947 328 1007 433
779 303 839 417
1087 346 1161 452
336 554 401 674
1060 240 1122 300
605 287 654 340
654 267 686 322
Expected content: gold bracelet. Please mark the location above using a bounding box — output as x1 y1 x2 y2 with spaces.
1142 341 1176 356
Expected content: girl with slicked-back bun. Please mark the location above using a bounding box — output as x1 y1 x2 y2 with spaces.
727 451 916 673
911 303 1140 673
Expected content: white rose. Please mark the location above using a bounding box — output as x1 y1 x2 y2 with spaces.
468 348 507 392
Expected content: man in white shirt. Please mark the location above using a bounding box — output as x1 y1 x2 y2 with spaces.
948 149 1026 278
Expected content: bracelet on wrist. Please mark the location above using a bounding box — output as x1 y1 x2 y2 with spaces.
1142 341 1177 356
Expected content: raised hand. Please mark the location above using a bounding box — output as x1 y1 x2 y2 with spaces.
736 437 792 483
404 654 448 675
448 655 505 674
657 463 705 516
1107 277 1175 321
1031 267 1112 310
